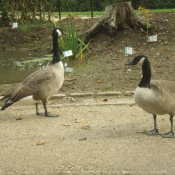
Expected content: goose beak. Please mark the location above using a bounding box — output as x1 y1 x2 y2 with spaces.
125 60 133 65
62 31 67 35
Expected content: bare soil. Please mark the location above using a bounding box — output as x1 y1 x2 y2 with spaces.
1 12 175 95
59 12 175 95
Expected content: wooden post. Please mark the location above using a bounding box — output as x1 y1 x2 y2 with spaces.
90 0 93 18
58 0 61 20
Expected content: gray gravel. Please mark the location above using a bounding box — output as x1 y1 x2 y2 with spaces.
0 96 174 175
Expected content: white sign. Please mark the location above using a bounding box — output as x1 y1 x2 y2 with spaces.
65 67 73 73
64 63 73 73
148 35 157 42
124 47 133 55
63 50 73 57
12 22 18 28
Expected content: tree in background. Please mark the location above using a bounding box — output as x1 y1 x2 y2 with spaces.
59 0 175 11
1 0 175 27
0 0 56 27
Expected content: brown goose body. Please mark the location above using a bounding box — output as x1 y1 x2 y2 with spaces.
1 28 65 117
6 62 64 105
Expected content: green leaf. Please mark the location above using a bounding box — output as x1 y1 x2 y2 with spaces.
58 19 91 60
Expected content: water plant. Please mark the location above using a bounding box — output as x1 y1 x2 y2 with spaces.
58 20 91 61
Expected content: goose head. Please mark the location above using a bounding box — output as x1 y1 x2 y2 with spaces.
125 55 147 66
53 27 67 37
125 55 151 88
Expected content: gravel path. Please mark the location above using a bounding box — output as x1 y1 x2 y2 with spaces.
0 96 174 175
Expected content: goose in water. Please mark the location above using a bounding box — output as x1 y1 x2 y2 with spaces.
125 55 175 138
1 27 66 117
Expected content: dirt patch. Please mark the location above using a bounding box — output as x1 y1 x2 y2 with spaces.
0 25 50 51
0 13 175 95
62 13 175 94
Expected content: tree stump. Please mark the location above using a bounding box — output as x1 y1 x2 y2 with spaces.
83 1 149 43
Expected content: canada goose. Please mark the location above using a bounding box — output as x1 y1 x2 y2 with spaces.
125 55 175 138
1 27 66 117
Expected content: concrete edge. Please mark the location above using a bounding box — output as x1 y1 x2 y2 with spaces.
0 91 135 100
10 102 136 110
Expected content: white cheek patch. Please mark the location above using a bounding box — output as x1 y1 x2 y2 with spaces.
137 57 145 66
56 29 62 36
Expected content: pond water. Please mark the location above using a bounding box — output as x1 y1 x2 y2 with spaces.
0 50 75 85
0 50 51 85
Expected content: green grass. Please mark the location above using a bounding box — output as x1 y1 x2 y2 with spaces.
142 9 175 13
5 9 175 18
128 76 138 82
4 30 13 35
17 20 54 34
136 9 175 14
53 11 104 16
4 9 175 27
13 8 175 35
104 83 112 90
72 60 95 73
52 9 175 17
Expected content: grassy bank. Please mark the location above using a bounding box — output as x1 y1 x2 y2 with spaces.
52 8 175 17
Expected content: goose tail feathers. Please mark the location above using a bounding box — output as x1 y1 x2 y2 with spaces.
1 101 13 110
1 92 13 110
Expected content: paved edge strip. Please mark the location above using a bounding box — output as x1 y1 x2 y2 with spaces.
10 102 136 110
0 91 135 100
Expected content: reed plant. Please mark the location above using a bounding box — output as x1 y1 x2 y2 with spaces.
58 20 91 61
138 6 151 37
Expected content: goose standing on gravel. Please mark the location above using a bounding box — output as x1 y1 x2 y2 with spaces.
125 55 175 138
1 27 66 117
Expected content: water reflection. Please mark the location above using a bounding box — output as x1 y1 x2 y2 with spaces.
0 50 50 85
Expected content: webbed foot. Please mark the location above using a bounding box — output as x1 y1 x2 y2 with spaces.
35 103 59 117
145 129 159 136
45 112 59 117
161 131 174 138
36 112 45 116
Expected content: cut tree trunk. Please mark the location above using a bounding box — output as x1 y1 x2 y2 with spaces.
83 1 149 43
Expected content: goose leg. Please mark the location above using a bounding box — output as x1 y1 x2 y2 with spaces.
161 115 174 138
43 103 59 117
146 114 159 135
36 103 59 117
36 103 45 116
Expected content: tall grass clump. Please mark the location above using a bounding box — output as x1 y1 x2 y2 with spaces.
58 20 91 61
138 6 151 37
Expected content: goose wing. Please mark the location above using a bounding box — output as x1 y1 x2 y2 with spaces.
150 80 175 114
151 80 175 94
9 66 55 102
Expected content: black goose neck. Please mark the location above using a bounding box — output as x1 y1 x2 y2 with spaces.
52 32 60 64
138 57 151 88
